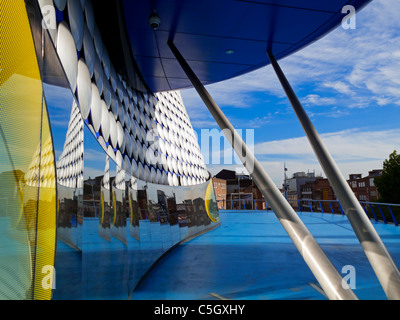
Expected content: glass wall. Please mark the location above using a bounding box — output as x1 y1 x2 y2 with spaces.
0 0 219 300
0 0 57 300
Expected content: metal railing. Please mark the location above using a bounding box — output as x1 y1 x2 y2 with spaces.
216 199 269 211
217 198 400 226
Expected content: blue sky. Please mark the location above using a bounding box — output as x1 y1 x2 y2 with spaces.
181 0 400 187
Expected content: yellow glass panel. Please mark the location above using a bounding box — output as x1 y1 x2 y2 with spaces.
205 180 220 223
34 101 56 300
0 0 56 300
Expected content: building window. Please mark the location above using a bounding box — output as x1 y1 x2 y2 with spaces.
370 178 374 187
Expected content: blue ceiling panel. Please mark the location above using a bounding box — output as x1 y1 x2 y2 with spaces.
156 31 293 64
167 77 213 91
134 55 166 78
142 76 172 92
162 58 255 86
235 0 350 13
121 0 372 92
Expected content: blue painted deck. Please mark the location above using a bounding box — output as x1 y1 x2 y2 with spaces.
131 210 400 300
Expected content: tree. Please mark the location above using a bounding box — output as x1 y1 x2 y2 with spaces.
375 150 400 204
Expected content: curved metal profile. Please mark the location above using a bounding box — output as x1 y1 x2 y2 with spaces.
168 39 358 300
267 51 400 300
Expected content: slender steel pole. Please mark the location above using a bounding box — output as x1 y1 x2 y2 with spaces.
168 39 357 300
267 51 400 300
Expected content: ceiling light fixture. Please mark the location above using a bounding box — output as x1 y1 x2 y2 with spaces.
148 10 161 30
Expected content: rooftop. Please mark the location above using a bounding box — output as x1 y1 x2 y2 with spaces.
131 210 400 300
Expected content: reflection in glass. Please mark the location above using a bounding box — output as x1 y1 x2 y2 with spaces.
111 166 127 244
0 0 57 300
56 100 84 251
0 0 221 300
99 155 111 241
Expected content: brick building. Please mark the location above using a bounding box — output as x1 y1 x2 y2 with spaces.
213 177 227 209
299 169 382 213
348 170 382 202
300 177 341 213
213 169 266 210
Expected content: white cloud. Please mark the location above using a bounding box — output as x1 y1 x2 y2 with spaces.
83 148 108 162
180 0 400 187
246 115 273 128
83 166 106 180
252 128 399 186
254 128 400 161
302 94 336 106
183 0 400 124
207 128 399 187
323 81 352 95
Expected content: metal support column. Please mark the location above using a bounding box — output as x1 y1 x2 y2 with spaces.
168 39 357 300
267 51 400 300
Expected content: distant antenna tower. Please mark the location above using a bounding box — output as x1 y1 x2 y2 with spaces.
284 163 288 200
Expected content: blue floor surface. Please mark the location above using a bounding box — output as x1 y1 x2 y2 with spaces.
130 210 400 300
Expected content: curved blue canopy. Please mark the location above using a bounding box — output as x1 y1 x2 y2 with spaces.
121 0 371 92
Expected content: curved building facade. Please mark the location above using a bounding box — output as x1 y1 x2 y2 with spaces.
0 0 219 300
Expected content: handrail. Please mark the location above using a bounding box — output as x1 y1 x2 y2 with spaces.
169 40 358 299
217 198 400 226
